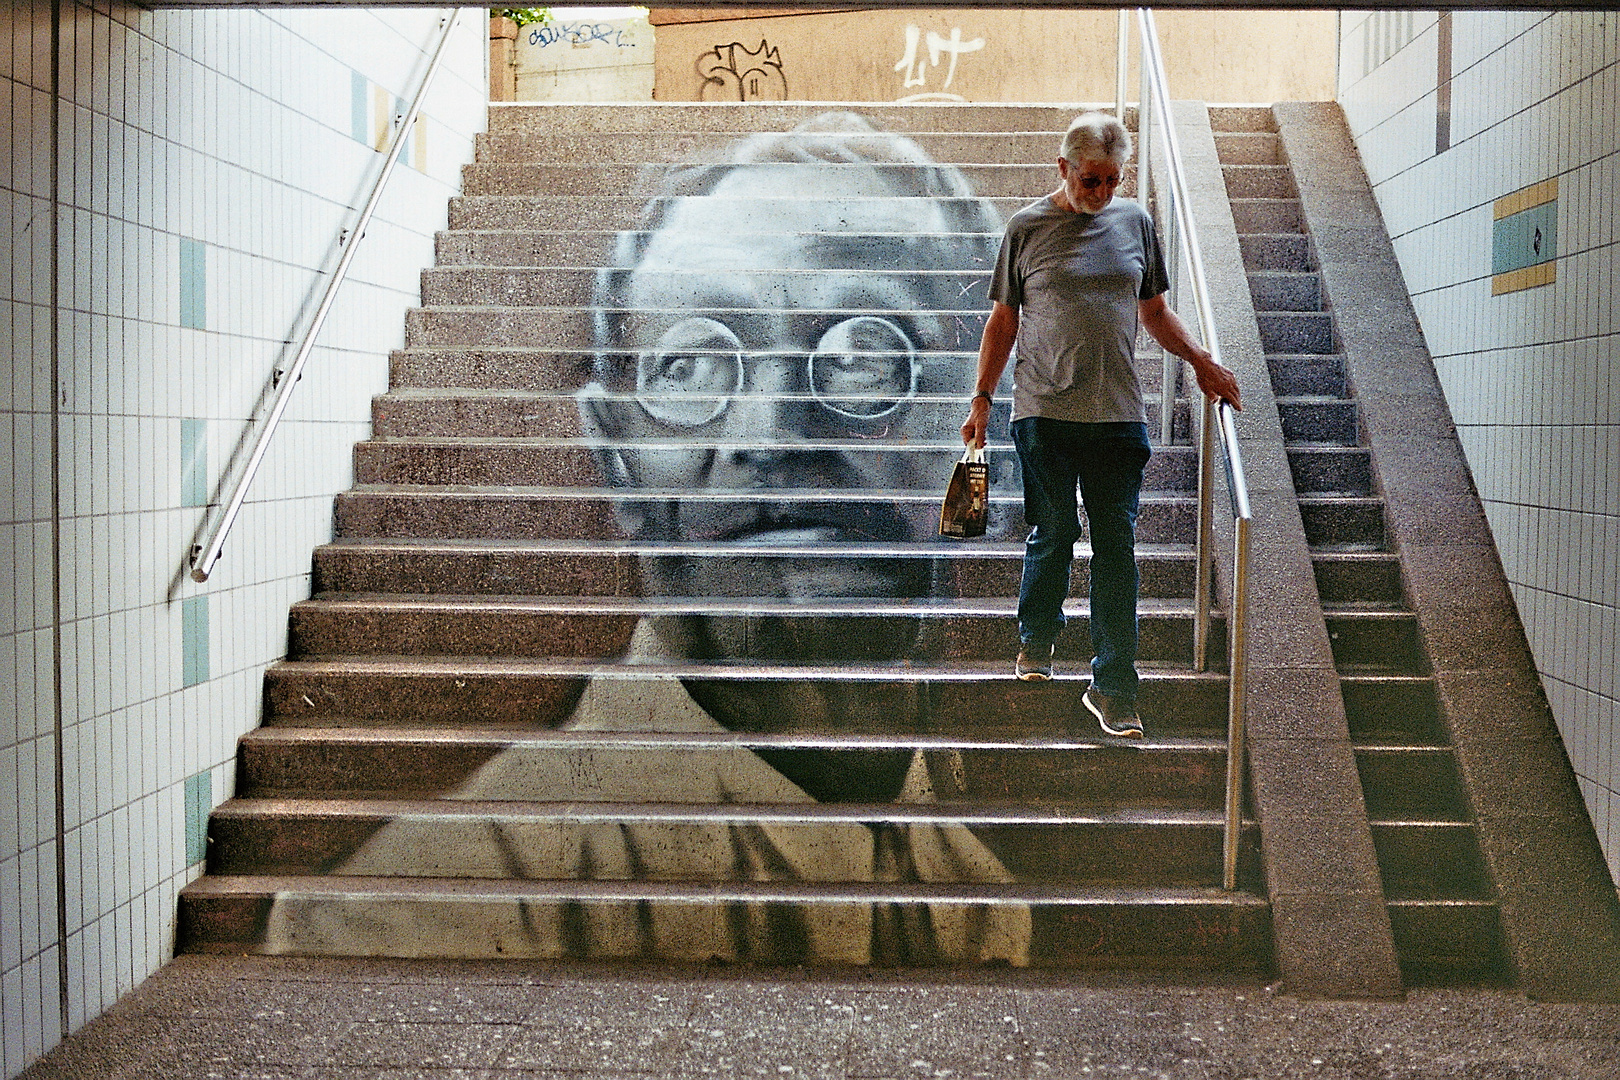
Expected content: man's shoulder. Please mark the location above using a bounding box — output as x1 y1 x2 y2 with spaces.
1004 196 1059 232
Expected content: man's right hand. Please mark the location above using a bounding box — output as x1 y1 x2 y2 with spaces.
961 394 991 450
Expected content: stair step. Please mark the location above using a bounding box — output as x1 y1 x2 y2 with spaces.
1323 611 1426 673
486 102 1130 134
1341 675 1444 743
1222 165 1297 200
1276 397 1358 444
285 595 1217 665
1257 312 1335 355
419 266 997 308
404 305 992 350
350 438 1197 491
1298 497 1386 550
1213 132 1282 165
1238 233 1314 273
178 874 1273 969
1356 747 1467 820
235 728 1232 806
1265 353 1345 398
310 539 1199 600
332 488 1199 544
1311 552 1404 606
370 389 1192 440
435 229 999 269
475 130 1081 165
448 194 1032 232
206 798 1255 887
460 162 1106 200
1229 198 1304 235
1369 822 1492 900
1207 106 1276 134
262 660 1232 732
1287 446 1372 495
1386 899 1509 986
1246 271 1320 312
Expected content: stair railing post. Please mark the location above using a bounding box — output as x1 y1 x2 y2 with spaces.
1221 409 1252 892
1194 397 1216 672
188 12 460 584
1116 10 1129 121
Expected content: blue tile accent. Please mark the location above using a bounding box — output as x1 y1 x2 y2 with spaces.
184 770 212 867
1492 201 1558 276
182 594 209 688
352 70 369 144
181 418 207 508
179 238 206 329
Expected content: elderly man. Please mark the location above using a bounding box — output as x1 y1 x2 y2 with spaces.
961 112 1241 739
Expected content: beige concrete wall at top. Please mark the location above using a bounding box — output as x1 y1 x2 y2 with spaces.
651 9 1338 104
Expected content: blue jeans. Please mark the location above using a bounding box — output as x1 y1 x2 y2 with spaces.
1012 418 1152 700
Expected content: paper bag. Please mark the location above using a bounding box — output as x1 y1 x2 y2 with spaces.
939 445 989 539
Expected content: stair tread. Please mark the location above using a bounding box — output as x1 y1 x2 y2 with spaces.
293 594 1204 616
180 874 1266 906
269 656 1224 680
213 797 1234 828
341 484 1198 503
316 537 1195 558
240 726 1228 752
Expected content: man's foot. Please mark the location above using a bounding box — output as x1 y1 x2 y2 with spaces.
1084 686 1143 738
1015 644 1054 681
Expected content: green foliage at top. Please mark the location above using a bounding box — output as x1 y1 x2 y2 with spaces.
492 7 551 27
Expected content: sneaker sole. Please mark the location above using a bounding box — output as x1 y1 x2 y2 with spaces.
1016 669 1052 681
1084 691 1143 738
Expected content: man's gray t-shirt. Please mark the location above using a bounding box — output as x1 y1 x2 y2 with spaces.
988 196 1169 424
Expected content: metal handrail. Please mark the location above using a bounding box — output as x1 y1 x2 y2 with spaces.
1125 9 1254 891
189 12 460 583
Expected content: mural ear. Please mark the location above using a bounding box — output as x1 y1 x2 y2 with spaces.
576 382 634 488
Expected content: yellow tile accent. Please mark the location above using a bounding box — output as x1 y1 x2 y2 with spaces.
1494 177 1558 220
414 119 428 172
373 85 391 151
1492 260 1557 295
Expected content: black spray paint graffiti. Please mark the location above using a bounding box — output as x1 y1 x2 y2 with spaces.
529 21 637 48
697 41 787 101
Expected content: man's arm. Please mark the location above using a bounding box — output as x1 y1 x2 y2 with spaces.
961 301 1019 448
1139 293 1242 410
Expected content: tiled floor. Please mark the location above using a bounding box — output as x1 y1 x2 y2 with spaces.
15 956 1620 1079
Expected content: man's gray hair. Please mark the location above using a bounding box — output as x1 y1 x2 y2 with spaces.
1061 112 1133 167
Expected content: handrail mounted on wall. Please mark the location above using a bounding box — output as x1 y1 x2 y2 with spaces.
189 12 459 583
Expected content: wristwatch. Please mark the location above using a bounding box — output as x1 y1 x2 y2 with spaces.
973 390 992 403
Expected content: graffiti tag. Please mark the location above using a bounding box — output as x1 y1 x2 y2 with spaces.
529 21 636 48
894 25 984 92
697 41 787 102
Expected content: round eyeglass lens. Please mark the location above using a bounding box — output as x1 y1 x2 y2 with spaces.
636 317 742 426
809 316 918 419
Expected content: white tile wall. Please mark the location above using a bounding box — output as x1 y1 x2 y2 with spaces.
0 4 486 1076
1340 11 1620 888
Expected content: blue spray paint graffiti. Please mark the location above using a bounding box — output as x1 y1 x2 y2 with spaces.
529 21 637 48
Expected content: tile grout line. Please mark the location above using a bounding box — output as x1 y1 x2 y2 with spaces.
50 0 71 1045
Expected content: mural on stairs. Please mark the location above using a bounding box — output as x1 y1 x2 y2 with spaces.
260 113 1035 965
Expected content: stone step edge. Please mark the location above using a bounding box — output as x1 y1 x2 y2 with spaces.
337 485 1199 503
314 538 1196 559
179 874 1266 907
268 657 1225 682
291 595 1205 617
213 797 1235 829
240 726 1227 753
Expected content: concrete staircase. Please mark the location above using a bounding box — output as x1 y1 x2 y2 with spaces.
1215 107 1508 985
179 104 1270 971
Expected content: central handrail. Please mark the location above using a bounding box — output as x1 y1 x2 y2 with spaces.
189 12 459 583
1126 9 1254 892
